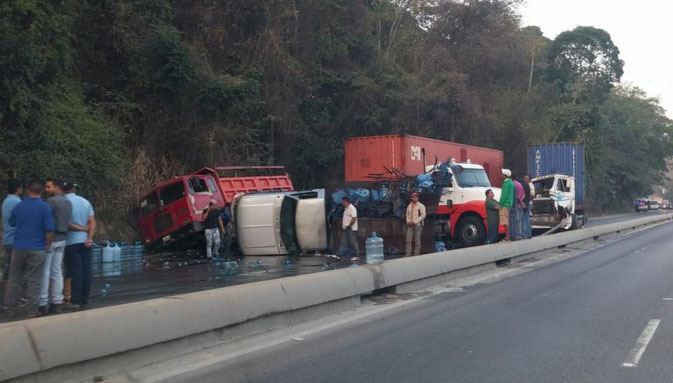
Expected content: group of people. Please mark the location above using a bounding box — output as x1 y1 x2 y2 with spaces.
1 179 95 318
337 192 427 259
485 169 535 243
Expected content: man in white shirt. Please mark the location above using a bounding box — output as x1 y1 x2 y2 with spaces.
337 196 359 258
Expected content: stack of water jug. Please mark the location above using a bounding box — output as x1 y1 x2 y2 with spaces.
92 242 145 277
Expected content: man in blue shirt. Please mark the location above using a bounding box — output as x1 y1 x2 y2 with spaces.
1 179 22 296
63 181 96 310
4 180 54 318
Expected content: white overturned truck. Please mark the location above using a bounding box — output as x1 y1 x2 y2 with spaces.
528 143 588 231
231 190 328 255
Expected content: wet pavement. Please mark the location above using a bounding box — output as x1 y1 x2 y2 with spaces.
87 251 387 309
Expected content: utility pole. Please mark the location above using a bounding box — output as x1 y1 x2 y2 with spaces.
528 38 538 92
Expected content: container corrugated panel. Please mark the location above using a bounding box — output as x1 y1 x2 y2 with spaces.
344 135 504 186
527 143 586 207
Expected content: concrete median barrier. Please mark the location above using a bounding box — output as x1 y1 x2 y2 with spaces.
2 213 671 382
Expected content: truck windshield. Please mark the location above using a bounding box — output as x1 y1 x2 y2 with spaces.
452 168 491 188
159 181 186 206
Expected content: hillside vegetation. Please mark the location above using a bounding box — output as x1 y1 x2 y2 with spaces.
1 0 672 237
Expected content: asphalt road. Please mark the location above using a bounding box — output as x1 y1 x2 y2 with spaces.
192 220 673 383
587 210 667 227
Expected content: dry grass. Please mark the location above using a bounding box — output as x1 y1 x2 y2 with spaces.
94 150 185 242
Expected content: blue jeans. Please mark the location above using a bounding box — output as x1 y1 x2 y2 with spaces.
65 243 92 305
338 229 360 257
523 203 532 239
487 223 499 244
509 204 523 241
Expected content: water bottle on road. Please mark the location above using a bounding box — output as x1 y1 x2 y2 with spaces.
365 232 384 265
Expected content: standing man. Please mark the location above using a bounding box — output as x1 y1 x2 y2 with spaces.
220 206 233 256
405 192 426 257
1 179 22 296
523 174 535 239
510 175 525 241
39 179 72 314
63 181 95 311
499 169 514 242
3 180 54 318
485 189 500 244
202 199 224 260
337 196 359 258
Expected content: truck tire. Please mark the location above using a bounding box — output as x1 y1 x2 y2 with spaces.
570 212 586 230
456 215 486 247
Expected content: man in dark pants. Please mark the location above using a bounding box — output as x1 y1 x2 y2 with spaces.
63 181 96 311
4 180 54 318
337 196 359 258
485 189 500 244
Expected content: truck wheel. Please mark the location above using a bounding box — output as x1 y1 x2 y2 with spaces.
457 216 486 247
570 212 586 230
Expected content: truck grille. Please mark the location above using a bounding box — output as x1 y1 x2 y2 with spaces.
153 213 173 234
532 199 555 214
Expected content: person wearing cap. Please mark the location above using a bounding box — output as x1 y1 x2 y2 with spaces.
63 180 96 310
202 199 225 260
499 169 514 242
405 192 426 256
38 179 72 314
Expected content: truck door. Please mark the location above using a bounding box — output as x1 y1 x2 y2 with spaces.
155 180 188 241
552 176 574 213
188 176 214 215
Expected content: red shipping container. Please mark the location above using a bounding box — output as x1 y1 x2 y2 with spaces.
344 135 504 187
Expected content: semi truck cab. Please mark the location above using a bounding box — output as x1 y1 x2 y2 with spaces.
531 174 586 230
427 162 501 247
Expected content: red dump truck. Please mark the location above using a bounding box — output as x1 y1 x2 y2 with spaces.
139 166 293 249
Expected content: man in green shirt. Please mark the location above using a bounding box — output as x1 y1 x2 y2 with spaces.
485 189 500 244
499 169 514 242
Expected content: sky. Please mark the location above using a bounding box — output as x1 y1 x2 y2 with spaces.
519 0 673 117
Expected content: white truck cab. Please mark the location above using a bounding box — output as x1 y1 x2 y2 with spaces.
425 161 501 247
232 190 328 256
426 162 501 209
531 174 585 230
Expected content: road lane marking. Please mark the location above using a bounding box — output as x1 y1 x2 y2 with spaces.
622 319 661 368
662 298 673 301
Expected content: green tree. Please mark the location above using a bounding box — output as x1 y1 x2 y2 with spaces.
546 26 624 104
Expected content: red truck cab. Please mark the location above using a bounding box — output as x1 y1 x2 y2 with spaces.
139 166 293 249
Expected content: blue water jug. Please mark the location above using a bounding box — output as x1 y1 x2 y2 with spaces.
365 232 384 265
102 242 114 263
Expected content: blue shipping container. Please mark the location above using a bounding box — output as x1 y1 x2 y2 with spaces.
527 143 586 208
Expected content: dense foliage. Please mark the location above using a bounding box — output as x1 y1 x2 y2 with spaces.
1 0 672 235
